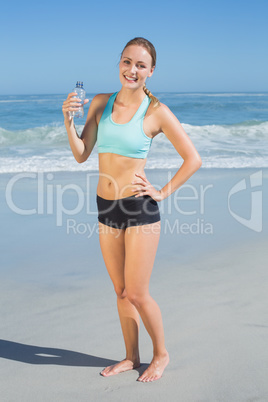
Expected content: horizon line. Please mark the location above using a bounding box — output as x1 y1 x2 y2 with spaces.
1 91 268 96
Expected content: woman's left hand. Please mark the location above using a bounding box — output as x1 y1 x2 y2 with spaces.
132 173 163 202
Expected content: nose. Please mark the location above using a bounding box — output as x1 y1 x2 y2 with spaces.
129 63 137 75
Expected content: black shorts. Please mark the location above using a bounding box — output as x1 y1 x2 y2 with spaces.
96 194 160 229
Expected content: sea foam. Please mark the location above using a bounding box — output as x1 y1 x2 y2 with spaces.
1 120 267 172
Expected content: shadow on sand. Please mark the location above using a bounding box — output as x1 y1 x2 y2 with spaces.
0 339 118 368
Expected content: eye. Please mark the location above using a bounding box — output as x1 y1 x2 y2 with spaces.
138 64 146 69
123 60 130 64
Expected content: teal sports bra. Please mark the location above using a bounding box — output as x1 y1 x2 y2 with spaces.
97 92 152 159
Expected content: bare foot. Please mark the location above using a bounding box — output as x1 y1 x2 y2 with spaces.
100 358 140 377
137 352 169 382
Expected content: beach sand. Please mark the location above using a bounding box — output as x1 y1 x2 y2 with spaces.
0 168 267 401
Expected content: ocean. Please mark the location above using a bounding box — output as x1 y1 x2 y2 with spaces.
0 92 267 173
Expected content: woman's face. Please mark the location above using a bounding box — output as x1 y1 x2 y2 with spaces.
119 45 155 89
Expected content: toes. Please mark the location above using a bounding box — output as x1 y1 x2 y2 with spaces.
138 373 162 382
150 374 160 382
139 375 149 382
138 370 151 382
100 366 112 376
101 360 137 377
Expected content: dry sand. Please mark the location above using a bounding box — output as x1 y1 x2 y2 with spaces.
0 168 267 401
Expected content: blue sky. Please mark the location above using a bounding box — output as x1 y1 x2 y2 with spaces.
1 0 267 94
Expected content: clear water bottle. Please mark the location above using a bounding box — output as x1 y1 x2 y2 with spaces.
70 81 86 118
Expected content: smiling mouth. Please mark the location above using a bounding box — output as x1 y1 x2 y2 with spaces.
124 75 138 82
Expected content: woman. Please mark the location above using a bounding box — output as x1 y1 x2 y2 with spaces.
62 37 202 382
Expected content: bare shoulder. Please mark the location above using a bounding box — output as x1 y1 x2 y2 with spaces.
91 92 113 108
154 102 176 120
90 93 114 125
148 102 179 134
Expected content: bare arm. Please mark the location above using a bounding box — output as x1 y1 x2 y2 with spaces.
133 103 202 200
157 103 202 199
62 93 100 163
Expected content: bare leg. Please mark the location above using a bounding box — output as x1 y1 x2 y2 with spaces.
98 223 140 376
124 222 169 382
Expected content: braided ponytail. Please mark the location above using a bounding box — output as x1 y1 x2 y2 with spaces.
143 83 160 108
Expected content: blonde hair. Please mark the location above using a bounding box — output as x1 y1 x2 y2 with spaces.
121 37 160 108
